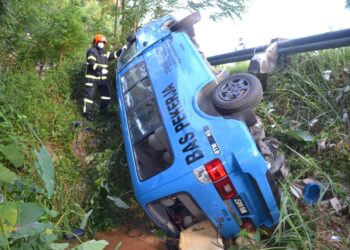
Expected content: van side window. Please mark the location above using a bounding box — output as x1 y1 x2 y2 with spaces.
123 61 174 180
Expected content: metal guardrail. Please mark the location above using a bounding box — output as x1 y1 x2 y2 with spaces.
207 28 350 66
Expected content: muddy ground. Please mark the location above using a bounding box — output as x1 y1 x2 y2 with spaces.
96 226 168 250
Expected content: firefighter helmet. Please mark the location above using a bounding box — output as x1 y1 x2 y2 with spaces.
93 34 107 46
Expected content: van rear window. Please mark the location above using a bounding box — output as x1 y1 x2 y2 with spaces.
124 77 152 110
121 61 147 93
127 99 161 143
122 61 174 180
119 42 137 66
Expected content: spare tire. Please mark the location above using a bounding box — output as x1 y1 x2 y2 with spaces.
211 73 263 113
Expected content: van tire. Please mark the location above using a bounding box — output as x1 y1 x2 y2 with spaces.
211 73 263 113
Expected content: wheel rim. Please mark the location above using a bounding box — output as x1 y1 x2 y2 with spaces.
219 78 250 101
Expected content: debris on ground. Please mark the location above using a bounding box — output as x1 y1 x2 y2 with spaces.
248 41 279 74
323 69 332 81
342 109 349 132
250 116 289 177
290 178 322 206
179 220 224 250
65 229 85 240
235 232 256 248
320 196 348 214
290 177 350 214
317 139 336 151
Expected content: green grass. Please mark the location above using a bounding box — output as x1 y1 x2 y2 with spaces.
0 54 142 249
229 48 350 249
222 48 350 250
214 61 250 75
0 0 142 248
0 31 148 249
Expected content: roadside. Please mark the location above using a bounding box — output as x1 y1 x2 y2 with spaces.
96 226 167 250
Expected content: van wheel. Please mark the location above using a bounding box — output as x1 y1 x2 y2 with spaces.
211 73 263 113
169 12 201 38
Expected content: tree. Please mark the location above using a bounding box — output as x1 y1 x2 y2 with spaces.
0 0 115 66
117 0 248 41
0 0 249 67
186 0 247 21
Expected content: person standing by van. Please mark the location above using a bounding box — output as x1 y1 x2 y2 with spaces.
83 34 122 121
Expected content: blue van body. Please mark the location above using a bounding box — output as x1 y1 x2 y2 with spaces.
116 15 279 239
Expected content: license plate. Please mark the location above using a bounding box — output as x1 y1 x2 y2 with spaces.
232 195 249 215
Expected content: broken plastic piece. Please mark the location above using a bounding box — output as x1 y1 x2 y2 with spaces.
215 69 229 83
323 70 332 81
248 42 279 74
290 178 322 206
269 155 286 175
331 235 340 242
329 197 342 213
66 228 85 240
303 183 321 206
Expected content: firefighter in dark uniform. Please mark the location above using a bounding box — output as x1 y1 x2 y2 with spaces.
83 34 121 121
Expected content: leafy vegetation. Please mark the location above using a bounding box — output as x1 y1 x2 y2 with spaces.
0 0 125 248
264 49 350 180
226 48 350 249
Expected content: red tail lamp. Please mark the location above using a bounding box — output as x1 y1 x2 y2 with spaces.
204 159 237 200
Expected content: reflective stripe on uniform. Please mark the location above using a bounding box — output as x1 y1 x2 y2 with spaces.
88 56 96 61
95 63 108 68
83 98 93 113
101 96 111 100
106 52 111 57
84 98 94 104
114 51 117 58
85 74 108 80
85 74 101 80
85 83 94 87
93 64 98 70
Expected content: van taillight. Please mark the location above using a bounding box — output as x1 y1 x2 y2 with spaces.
204 159 236 200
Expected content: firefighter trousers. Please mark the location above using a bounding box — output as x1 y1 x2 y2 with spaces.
83 81 111 114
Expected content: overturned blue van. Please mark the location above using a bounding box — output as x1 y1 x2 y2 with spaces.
115 12 280 239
